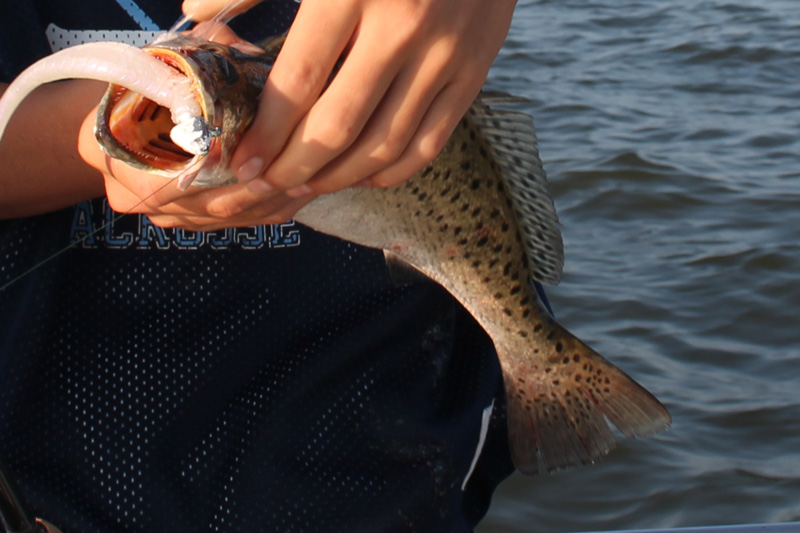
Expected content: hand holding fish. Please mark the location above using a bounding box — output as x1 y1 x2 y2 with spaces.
183 0 518 198
75 22 316 231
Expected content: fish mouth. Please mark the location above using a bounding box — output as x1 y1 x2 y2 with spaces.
96 46 216 176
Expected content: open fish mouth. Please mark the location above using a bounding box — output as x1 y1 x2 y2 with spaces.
96 42 223 188
95 37 272 188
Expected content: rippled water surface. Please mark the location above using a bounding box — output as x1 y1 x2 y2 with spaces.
478 0 800 531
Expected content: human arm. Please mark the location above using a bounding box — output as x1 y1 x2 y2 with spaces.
0 80 106 218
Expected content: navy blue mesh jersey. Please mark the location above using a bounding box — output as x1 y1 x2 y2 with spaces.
0 1 519 531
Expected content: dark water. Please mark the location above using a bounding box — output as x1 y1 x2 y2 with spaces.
478 0 800 531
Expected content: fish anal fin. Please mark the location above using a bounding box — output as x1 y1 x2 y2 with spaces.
501 323 671 474
383 250 430 286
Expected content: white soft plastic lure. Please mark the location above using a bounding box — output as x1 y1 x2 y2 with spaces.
0 41 208 157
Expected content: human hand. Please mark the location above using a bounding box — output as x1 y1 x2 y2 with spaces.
182 0 517 198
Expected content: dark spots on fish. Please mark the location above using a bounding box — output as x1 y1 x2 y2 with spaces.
450 191 462 203
556 342 563 353
479 147 488 159
503 308 513 317
522 308 531 318
575 374 582 382
212 54 239 84
563 357 570 364
470 179 481 190
460 161 471 171
573 354 581 363
501 222 510 233
464 251 473 260
545 367 552 374
443 170 452 181
412 186 420 195
440 186 452 197
520 296 530 306
533 323 543 333
511 270 520 282
490 208 501 219
421 165 433 178
510 284 521 295
518 330 528 338
415 210 422 217
475 221 484 231
454 226 463 236
460 203 470 213
460 142 468 152
489 258 500 268
426 209 435 217
492 244 503 254
469 129 476 141
546 331 555 341
494 292 504 300
552 379 560 386
496 181 504 193
503 262 513 276
458 238 468 246
439 224 449 233
483 276 492 283
472 260 482 268
471 207 482 217
476 236 489 247
432 170 441 180
435 215 444 223
418 192 428 201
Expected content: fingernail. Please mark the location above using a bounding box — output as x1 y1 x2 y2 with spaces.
237 157 265 183
286 184 314 198
247 179 273 195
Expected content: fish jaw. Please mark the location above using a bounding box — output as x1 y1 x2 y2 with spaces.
94 38 272 188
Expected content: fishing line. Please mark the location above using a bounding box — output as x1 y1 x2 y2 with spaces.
0 178 176 293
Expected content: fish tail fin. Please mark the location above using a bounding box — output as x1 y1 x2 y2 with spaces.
502 323 671 474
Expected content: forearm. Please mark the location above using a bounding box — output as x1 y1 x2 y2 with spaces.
0 79 107 218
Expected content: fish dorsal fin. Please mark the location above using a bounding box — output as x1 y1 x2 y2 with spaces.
468 93 564 285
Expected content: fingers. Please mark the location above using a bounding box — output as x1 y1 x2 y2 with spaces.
297 36 464 194
234 0 518 198
232 1 361 186
182 0 263 22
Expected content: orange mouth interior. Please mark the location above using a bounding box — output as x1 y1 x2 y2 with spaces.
107 93 194 169
104 50 202 171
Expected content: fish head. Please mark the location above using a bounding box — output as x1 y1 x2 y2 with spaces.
95 35 274 188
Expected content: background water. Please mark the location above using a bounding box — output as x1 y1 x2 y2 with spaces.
478 0 800 531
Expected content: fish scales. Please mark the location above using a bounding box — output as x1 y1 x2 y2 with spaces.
295 101 671 474
0 31 670 474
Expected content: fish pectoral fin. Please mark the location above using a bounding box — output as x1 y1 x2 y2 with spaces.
383 250 431 286
502 325 671 475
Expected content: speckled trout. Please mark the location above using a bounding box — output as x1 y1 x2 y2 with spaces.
0 34 670 474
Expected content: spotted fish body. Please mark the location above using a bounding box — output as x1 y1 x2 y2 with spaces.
295 97 670 473
91 36 670 474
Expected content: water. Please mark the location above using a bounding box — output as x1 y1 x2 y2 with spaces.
478 0 800 531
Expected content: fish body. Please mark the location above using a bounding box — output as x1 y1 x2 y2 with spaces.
295 98 670 473
0 32 670 474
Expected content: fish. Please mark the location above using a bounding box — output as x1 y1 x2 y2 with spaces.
0 30 670 475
